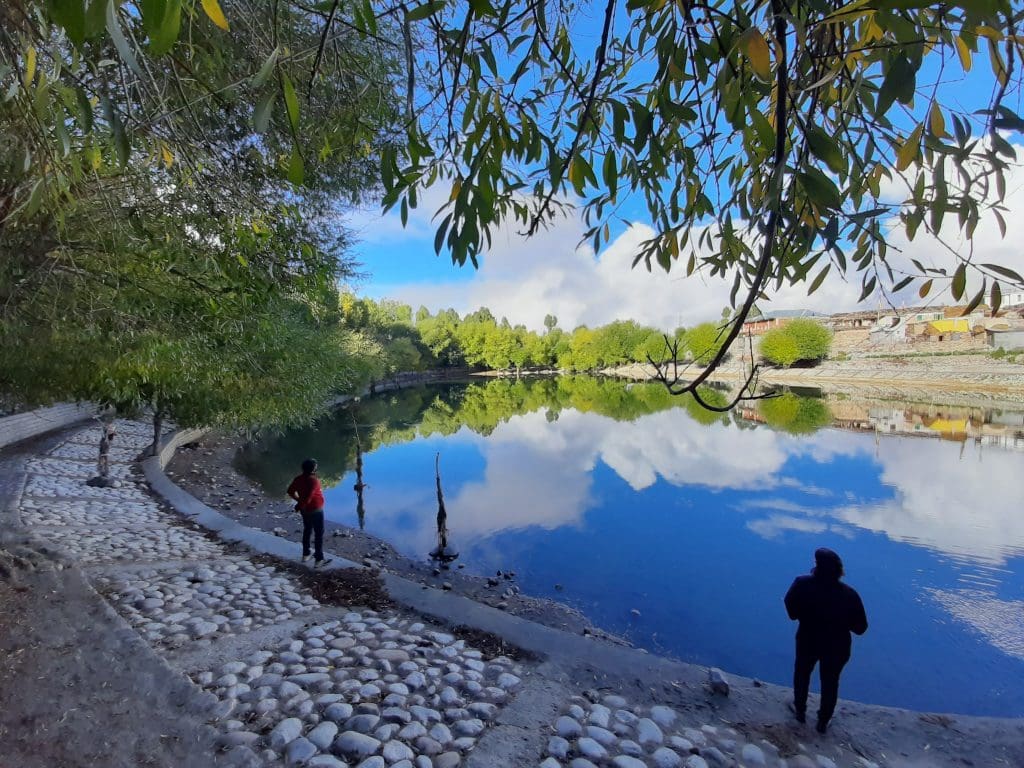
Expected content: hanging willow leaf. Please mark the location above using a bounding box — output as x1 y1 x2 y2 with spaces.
253 91 275 132
252 47 279 87
990 281 1002 314
282 73 300 133
287 145 304 185
951 263 967 301
105 2 142 74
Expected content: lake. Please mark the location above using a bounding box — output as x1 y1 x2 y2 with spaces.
237 377 1024 717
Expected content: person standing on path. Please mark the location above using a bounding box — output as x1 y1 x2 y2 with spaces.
97 424 115 478
287 458 332 568
784 547 868 734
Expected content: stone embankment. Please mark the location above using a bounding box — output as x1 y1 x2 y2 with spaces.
612 354 1024 400
3 415 1023 768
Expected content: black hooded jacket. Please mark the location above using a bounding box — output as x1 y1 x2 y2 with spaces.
785 572 868 657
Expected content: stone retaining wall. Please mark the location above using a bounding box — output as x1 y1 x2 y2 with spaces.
0 403 97 451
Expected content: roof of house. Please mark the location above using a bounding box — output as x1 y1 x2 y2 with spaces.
762 309 828 319
926 319 973 333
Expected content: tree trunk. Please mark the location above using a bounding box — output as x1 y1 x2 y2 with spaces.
151 412 163 458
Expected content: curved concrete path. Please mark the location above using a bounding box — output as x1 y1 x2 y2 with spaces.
2 417 1022 768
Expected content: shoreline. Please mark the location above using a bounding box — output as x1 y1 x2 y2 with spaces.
166 432 630 648
152 423 1024 767
2 413 1023 767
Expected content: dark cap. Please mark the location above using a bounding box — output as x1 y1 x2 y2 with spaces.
814 547 843 579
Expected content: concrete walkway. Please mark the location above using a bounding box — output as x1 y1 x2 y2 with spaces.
5 418 1023 768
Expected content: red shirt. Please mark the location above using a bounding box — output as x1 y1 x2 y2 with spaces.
287 474 325 512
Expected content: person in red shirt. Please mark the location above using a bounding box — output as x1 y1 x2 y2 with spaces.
287 458 331 568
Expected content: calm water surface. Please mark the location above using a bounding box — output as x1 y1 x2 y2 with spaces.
238 378 1024 716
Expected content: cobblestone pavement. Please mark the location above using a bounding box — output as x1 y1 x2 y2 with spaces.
12 420 882 768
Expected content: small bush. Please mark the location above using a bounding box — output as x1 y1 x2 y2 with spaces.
760 319 832 367
990 347 1007 359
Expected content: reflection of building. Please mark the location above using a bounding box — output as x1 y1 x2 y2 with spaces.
740 396 1024 452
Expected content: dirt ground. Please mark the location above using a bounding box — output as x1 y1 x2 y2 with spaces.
166 433 630 648
0 527 222 768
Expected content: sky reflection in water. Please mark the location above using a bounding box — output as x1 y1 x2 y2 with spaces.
239 381 1024 716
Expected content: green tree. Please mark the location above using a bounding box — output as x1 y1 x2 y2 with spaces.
543 314 559 333
1 0 402 433
684 323 729 367
379 0 1024 409
760 320 833 367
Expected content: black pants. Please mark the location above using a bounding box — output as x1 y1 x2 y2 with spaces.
793 640 849 726
301 509 325 561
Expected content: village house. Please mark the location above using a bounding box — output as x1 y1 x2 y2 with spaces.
740 309 828 335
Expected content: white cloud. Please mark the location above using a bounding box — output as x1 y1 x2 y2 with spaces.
355 149 1024 329
372 211 864 331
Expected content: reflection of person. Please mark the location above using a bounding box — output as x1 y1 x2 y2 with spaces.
97 425 115 478
784 548 868 734
287 458 331 568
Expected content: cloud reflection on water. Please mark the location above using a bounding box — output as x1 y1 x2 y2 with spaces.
360 405 1024 570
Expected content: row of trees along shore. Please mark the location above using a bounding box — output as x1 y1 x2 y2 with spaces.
2 0 1022 439
347 296 833 373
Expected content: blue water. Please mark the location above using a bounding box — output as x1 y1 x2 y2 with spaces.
241 384 1024 716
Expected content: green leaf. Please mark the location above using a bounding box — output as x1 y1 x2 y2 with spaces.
287 146 304 185
47 0 87 45
406 0 445 21
807 127 846 175
808 264 831 295
469 0 496 15
252 47 279 87
105 1 142 75
951 263 966 301
798 168 842 209
991 281 1002 314
253 91 275 133
84 0 108 38
102 95 130 166
602 152 618 198
75 86 93 133
148 0 181 56
433 213 452 255
892 275 914 292
282 73 300 133
981 263 1023 283
918 278 933 298
876 56 914 116
962 283 986 315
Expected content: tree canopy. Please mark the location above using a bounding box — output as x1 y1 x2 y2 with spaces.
5 0 1024 417
760 318 833 366
0 0 403 431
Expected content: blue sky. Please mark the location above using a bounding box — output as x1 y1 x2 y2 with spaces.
344 16 1024 332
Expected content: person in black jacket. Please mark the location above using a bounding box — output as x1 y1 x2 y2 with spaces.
784 548 868 734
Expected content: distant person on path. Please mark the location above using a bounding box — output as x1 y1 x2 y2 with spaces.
287 458 331 568
97 425 115 478
784 547 868 734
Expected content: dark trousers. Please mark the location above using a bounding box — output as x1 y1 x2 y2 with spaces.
794 640 849 726
301 509 325 561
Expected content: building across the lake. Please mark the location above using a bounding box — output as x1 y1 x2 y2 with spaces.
741 309 828 335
